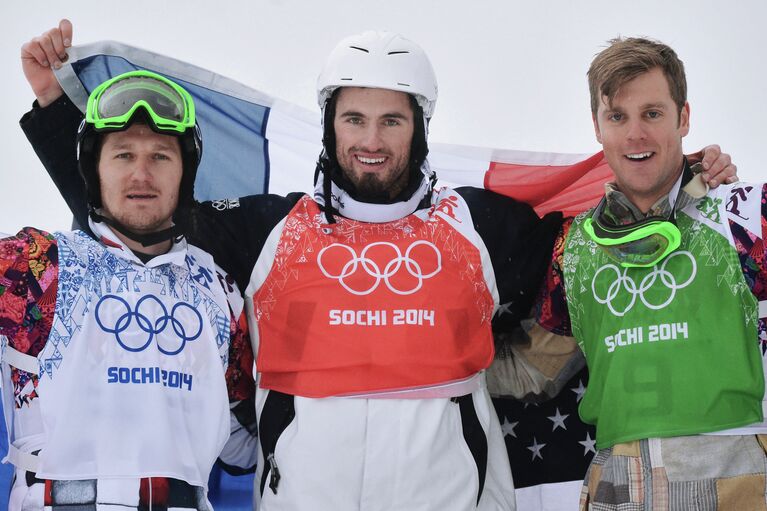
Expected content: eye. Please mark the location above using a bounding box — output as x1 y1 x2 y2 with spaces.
646 110 661 119
383 118 401 127
346 116 363 125
607 112 623 122
153 153 171 161
115 152 133 160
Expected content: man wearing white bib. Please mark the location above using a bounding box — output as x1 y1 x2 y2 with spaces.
2 64 256 510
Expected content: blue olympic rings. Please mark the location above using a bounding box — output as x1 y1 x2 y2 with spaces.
95 294 204 356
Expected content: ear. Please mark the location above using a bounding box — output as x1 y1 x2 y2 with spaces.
678 101 690 137
593 114 603 144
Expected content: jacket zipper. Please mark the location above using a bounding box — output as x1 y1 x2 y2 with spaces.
267 453 281 494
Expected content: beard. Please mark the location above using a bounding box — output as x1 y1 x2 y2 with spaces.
101 197 177 235
110 210 174 233
336 159 411 203
352 171 404 202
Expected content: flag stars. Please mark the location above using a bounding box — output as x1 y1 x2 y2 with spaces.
498 302 513 316
501 418 519 438
547 407 569 431
579 432 597 456
571 379 586 402
527 437 546 460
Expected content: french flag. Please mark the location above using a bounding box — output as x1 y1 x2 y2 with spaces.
54 41 612 217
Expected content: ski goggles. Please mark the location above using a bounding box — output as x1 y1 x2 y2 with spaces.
583 196 682 268
85 70 195 133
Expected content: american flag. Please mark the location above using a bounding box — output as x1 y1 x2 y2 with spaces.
494 367 594 510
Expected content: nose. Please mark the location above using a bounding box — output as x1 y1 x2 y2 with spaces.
129 156 154 182
625 118 647 141
359 125 385 152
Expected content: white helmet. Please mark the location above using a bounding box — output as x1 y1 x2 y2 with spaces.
317 31 438 118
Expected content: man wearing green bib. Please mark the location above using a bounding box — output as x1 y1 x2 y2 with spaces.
536 37 767 510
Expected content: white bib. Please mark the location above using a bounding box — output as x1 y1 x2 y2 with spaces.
34 227 233 487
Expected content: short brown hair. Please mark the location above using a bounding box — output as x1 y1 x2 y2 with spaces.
588 37 687 119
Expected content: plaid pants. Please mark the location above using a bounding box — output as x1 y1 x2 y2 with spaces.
580 435 767 511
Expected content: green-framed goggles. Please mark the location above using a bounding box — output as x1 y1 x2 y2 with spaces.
85 70 195 133
583 196 682 268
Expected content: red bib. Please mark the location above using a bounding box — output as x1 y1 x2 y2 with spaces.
253 195 495 397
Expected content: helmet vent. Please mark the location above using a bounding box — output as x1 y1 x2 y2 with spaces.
317 32 437 118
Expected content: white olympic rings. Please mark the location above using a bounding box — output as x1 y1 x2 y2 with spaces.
317 241 442 295
591 251 697 317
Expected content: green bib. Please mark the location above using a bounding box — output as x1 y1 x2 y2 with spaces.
565 211 762 449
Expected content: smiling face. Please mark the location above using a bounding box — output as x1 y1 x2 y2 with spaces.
98 123 183 236
593 67 690 212
333 87 415 200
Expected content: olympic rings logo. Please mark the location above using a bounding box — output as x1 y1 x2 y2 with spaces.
317 241 442 296
591 251 697 317
211 198 240 211
95 295 204 355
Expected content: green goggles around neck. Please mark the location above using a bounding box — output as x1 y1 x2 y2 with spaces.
85 70 195 133
583 196 682 268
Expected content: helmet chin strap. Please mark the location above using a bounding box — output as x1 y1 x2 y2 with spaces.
89 208 182 248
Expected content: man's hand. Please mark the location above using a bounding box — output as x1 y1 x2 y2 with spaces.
692 144 738 188
21 19 73 107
